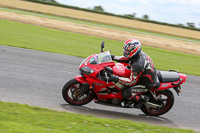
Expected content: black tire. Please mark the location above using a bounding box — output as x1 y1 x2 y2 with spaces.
140 90 174 116
62 78 94 105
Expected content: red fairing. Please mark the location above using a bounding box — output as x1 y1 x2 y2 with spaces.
76 50 187 102
155 73 187 91
179 73 187 83
75 75 123 100
75 76 87 83
77 52 123 100
112 63 131 77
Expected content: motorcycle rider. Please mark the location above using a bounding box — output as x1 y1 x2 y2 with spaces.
111 39 157 106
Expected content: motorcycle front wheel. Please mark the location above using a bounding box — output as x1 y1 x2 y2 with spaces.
140 90 174 116
62 78 95 105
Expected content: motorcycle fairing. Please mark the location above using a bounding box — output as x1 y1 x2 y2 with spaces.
75 75 123 100
77 50 187 100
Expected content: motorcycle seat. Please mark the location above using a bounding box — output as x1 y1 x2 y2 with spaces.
157 71 180 83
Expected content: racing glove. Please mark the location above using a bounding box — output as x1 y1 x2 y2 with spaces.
111 54 115 60
110 74 119 83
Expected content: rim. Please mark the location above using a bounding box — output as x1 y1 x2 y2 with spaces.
145 93 171 115
65 83 93 104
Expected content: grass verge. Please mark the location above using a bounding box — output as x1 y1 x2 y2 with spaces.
1 0 200 40
0 101 196 133
0 19 200 75
1 7 200 43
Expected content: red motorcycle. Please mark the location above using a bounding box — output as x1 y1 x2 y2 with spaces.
62 41 187 116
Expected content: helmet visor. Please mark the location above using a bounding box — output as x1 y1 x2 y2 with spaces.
123 49 131 58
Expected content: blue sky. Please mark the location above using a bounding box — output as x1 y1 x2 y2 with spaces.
56 0 200 28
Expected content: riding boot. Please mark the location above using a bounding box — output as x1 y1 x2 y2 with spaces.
121 95 149 108
121 85 149 108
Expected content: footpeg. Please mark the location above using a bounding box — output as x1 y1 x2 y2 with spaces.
121 101 134 108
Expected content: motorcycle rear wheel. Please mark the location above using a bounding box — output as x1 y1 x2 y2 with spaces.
140 90 174 116
62 78 95 105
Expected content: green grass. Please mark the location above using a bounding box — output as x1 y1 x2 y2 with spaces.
0 101 196 133
1 7 200 43
0 19 200 75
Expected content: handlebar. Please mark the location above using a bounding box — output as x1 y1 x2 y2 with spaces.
105 66 113 74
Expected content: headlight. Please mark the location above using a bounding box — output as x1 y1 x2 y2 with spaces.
80 67 95 75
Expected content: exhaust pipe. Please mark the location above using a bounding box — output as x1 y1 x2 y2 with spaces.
144 102 162 109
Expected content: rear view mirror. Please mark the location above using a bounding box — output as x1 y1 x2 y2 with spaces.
101 41 104 52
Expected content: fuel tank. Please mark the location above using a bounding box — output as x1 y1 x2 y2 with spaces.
112 63 131 77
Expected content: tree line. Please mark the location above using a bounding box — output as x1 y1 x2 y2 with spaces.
24 0 200 31
93 5 198 28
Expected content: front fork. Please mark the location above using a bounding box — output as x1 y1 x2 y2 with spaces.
75 76 90 96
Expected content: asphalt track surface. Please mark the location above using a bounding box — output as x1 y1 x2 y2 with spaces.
0 45 200 131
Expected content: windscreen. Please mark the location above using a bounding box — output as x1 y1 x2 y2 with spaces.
89 51 112 64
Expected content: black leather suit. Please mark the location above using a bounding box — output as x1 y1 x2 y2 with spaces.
113 51 157 100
